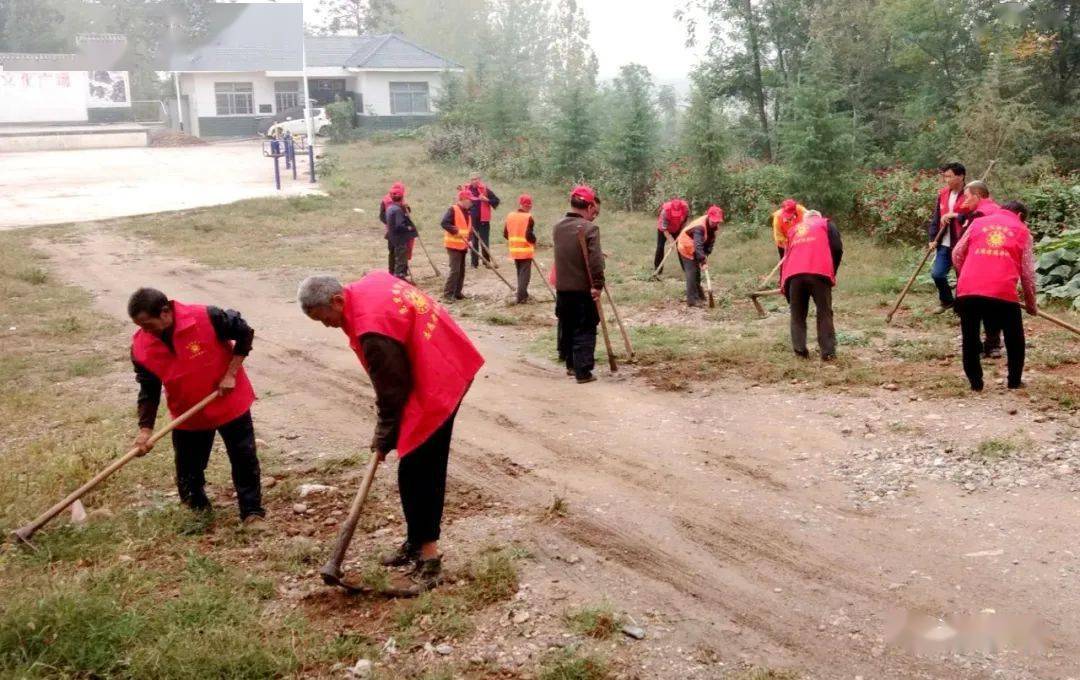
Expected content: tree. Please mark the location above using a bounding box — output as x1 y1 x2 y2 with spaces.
394 0 490 69
656 84 679 147
546 0 599 181
680 79 728 208
0 0 65 53
777 56 858 217
601 64 660 210
314 0 400 36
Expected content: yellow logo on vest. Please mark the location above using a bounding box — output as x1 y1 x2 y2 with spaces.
186 341 205 358
794 224 809 238
987 231 1006 247
392 281 441 340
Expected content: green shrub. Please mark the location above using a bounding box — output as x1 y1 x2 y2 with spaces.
325 100 356 144
854 167 938 244
1018 177 1080 241
1036 228 1080 310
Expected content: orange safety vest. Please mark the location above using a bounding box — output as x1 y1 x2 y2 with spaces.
341 273 484 457
772 204 806 247
505 211 534 260
676 215 714 260
444 204 472 251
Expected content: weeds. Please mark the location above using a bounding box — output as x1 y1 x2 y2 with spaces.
539 650 611 680
971 435 1027 461
543 495 569 520
565 602 621 639
15 267 47 284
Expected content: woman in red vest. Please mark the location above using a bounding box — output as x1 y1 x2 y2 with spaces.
297 273 485 590
128 288 265 526
466 174 501 269
503 194 537 303
654 197 689 275
951 200 1037 391
780 211 844 360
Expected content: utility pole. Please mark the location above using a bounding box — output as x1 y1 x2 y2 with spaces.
300 0 314 145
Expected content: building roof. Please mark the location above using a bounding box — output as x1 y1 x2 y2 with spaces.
165 2 460 72
0 53 90 70
306 34 463 70
166 3 304 71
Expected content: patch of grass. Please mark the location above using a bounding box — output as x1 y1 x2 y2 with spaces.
394 591 472 640
484 312 518 326
46 314 83 335
66 354 112 378
565 602 621 639
461 546 520 606
543 495 569 520
15 267 48 284
971 435 1027 461
539 651 611 680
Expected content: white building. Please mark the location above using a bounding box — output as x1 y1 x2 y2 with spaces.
169 3 462 137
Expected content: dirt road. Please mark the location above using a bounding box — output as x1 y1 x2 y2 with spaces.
43 228 1080 679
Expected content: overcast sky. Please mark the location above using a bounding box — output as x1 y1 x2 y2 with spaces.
298 0 706 85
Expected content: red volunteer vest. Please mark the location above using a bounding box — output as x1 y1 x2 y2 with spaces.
658 200 689 235
341 273 484 457
470 182 492 221
781 216 836 290
131 302 255 431
956 210 1029 303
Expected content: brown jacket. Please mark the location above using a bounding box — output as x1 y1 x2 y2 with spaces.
552 213 604 292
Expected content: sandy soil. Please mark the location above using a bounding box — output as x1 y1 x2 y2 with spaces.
40 227 1080 679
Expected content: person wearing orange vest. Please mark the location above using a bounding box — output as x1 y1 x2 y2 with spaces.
503 194 538 303
297 273 484 590
772 199 807 259
466 175 501 268
440 190 474 302
676 205 724 307
780 211 844 360
127 287 265 526
654 197 690 274
952 200 1037 391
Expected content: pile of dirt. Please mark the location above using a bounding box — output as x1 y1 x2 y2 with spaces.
149 131 209 147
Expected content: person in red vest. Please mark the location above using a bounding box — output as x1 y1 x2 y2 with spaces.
772 199 806 259
951 200 1037 391
466 174 501 269
957 179 1005 356
384 184 417 281
379 181 409 273
297 273 484 590
927 163 970 313
676 205 724 307
503 194 538 303
440 190 474 301
654 197 689 274
780 211 844 360
127 288 265 526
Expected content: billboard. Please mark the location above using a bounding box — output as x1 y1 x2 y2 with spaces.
0 71 89 123
87 70 130 108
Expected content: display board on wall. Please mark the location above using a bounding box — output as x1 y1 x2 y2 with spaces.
0 71 90 123
87 70 130 108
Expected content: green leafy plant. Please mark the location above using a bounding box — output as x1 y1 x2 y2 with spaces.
1036 228 1080 310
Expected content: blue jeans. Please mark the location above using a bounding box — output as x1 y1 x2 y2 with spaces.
930 245 954 306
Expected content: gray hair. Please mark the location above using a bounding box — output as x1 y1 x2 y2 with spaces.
803 209 822 219
964 180 990 198
297 275 343 313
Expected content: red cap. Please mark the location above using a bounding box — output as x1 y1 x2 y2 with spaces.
707 205 724 222
570 184 597 205
457 189 473 201
781 199 797 214
390 181 405 192
518 194 533 208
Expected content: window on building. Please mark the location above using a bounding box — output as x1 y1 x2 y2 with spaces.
389 82 430 115
274 81 300 112
214 82 254 115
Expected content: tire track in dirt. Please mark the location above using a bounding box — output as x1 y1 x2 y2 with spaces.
39 227 1080 679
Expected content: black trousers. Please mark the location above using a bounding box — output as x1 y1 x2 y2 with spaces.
787 274 837 358
443 249 466 299
171 410 263 519
386 240 393 273
397 409 458 545
469 222 492 267
680 254 704 305
956 296 1025 389
390 240 411 280
653 231 670 271
514 259 532 303
555 291 599 379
